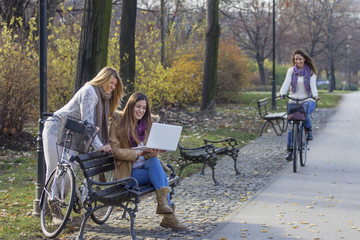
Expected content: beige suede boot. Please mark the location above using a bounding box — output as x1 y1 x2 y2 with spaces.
160 205 188 230
155 187 173 214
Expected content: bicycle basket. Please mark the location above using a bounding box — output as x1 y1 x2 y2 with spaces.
287 103 307 121
56 115 99 153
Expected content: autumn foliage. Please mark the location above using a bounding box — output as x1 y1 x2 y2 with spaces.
217 41 251 92
0 18 38 135
0 14 253 138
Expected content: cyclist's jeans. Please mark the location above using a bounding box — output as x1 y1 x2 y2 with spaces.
287 101 316 147
131 157 171 205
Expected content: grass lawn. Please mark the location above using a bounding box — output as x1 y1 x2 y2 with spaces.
0 151 44 239
0 90 344 239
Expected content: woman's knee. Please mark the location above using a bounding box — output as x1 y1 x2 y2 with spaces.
145 156 161 167
308 101 316 114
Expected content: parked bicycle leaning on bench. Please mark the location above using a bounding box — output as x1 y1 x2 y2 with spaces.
40 115 115 238
277 49 319 161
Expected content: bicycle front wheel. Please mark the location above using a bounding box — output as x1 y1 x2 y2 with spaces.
40 166 76 238
292 124 299 173
300 124 308 167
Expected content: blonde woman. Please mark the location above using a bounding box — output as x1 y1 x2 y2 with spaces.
42 66 124 180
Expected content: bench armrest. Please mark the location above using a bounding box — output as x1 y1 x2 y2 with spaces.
178 143 216 155
87 176 141 195
204 137 238 148
166 164 177 179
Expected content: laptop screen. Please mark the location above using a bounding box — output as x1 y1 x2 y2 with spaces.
132 123 183 151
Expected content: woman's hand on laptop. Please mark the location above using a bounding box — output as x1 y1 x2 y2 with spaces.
142 149 165 159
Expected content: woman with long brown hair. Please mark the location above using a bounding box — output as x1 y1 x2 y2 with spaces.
278 50 319 161
109 91 188 231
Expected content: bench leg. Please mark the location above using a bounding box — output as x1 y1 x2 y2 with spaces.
281 118 288 132
178 165 185 178
124 206 137 240
77 208 94 240
229 153 240 175
118 202 138 240
259 121 269 136
273 119 289 136
261 119 287 136
208 164 219 186
201 162 206 175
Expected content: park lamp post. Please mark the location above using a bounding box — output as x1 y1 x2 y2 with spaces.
329 0 335 92
346 35 351 90
271 0 276 110
33 0 47 216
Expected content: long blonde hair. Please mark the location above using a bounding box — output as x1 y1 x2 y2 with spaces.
87 66 124 116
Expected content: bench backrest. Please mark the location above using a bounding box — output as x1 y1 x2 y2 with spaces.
74 151 115 179
257 98 269 118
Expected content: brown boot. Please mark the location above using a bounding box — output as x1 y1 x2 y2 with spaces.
160 205 188 230
155 187 173 214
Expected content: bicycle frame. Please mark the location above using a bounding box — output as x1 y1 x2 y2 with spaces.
280 95 313 172
40 115 111 238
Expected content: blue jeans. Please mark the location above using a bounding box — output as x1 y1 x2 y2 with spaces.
131 157 171 205
287 101 316 147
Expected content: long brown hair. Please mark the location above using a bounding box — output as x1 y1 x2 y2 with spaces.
87 66 125 116
291 50 317 75
117 92 152 147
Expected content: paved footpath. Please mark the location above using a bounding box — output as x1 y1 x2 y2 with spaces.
205 92 360 240
66 97 338 240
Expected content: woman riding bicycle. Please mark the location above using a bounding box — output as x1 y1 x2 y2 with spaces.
42 67 124 181
277 50 319 161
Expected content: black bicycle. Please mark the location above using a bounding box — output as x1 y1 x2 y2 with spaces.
281 95 315 172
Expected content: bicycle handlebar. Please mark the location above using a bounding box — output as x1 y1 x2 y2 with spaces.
279 94 319 102
42 112 53 117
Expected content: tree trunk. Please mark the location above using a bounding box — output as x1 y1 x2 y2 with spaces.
74 0 112 93
200 0 220 112
119 0 137 100
256 57 266 85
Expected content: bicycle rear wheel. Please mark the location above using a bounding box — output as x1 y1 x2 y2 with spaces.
90 171 114 224
300 124 308 167
40 166 75 238
292 124 299 173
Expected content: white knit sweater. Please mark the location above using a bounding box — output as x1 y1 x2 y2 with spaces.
279 67 318 104
47 84 103 150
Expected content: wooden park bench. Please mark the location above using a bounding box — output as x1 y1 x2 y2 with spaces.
73 151 180 240
178 137 240 185
257 98 288 136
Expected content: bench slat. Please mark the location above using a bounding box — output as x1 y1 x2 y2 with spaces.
81 156 114 170
84 163 115 178
264 112 287 119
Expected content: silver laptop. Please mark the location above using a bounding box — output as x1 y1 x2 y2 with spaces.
131 123 183 151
